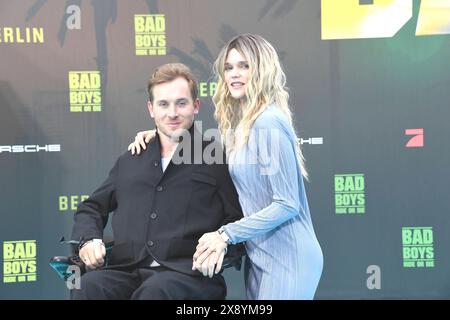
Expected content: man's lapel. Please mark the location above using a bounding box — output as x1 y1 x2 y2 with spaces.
142 132 164 185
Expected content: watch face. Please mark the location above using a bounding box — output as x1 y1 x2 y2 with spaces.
219 229 231 244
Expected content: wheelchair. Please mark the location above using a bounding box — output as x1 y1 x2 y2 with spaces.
49 236 244 281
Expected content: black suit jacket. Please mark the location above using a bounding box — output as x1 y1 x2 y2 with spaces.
71 125 244 276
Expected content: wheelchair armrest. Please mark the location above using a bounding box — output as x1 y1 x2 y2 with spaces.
102 236 114 249
221 243 246 271
50 236 114 281
49 255 86 280
221 255 242 271
50 256 70 264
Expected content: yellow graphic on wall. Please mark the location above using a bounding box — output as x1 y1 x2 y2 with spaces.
322 0 413 40
0 27 44 43
68 71 102 112
135 14 166 55
3 240 37 283
416 0 450 35
198 82 217 98
59 195 89 212
322 0 450 39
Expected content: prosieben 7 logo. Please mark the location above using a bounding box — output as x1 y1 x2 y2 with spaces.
322 0 450 40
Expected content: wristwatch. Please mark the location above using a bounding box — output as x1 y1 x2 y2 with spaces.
218 227 232 245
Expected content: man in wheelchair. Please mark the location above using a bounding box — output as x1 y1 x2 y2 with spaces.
67 63 244 300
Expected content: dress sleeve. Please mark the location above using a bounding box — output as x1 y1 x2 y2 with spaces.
223 113 305 244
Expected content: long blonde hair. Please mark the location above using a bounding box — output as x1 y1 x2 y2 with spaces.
213 34 308 179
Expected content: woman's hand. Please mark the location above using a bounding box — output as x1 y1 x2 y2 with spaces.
127 129 156 155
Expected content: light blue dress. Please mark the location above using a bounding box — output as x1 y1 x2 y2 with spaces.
223 105 323 300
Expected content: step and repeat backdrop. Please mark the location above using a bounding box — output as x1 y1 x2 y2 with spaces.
1 0 449 299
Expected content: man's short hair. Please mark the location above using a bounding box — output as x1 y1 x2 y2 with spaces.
147 63 198 102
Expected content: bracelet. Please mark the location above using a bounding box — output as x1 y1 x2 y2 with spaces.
78 238 104 251
78 239 93 251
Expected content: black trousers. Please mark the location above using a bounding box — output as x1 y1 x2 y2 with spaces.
71 266 226 300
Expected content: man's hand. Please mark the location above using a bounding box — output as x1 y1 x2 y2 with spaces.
127 130 156 155
79 239 106 270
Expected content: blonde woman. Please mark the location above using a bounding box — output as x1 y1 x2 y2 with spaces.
128 34 323 299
